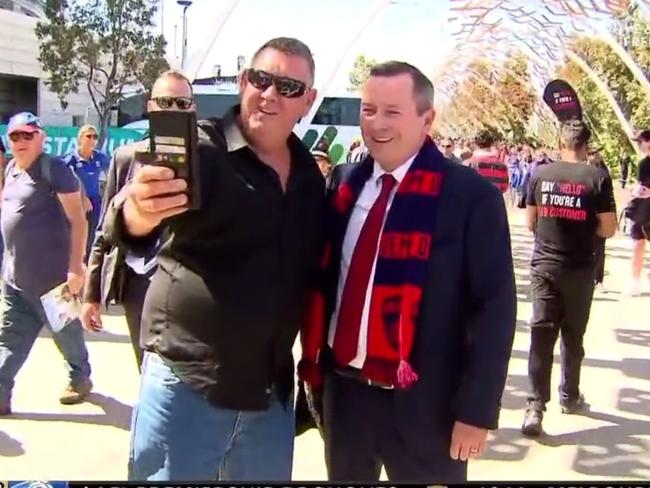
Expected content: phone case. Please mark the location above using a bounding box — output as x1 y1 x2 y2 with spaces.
135 111 201 210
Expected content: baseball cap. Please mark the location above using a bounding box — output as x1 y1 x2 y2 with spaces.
7 112 43 135
633 129 650 142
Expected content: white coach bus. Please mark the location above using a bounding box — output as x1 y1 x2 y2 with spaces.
119 79 361 165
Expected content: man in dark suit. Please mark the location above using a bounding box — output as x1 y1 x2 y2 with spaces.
80 69 196 369
299 61 516 482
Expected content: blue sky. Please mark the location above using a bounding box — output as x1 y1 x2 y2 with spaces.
157 0 455 93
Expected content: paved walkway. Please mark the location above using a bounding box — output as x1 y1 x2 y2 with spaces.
1 208 649 481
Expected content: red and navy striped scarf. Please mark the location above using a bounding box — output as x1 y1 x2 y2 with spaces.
299 137 447 389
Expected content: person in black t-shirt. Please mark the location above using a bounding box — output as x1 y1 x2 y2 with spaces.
629 130 650 296
522 120 616 437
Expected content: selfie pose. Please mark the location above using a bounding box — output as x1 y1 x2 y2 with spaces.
102 38 324 481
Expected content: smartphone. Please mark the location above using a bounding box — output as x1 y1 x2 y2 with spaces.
134 110 201 210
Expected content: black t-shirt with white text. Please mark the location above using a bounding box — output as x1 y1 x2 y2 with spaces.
527 162 616 269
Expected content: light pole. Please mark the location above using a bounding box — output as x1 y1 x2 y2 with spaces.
177 0 193 71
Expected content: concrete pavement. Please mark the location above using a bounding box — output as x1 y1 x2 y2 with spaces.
1 208 648 481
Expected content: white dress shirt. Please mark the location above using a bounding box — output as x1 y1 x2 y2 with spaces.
328 155 416 368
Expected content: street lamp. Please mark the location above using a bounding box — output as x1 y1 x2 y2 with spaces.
177 0 193 70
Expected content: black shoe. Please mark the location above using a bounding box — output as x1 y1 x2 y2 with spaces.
561 394 585 414
521 409 543 437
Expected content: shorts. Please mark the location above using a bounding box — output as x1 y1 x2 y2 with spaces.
630 222 650 241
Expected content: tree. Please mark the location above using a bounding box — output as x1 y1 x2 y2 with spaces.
437 53 536 144
554 5 650 175
36 0 169 145
348 54 378 92
494 52 537 142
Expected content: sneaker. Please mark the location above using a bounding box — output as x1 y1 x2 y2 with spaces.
521 409 543 437
626 280 641 297
0 397 11 416
561 394 586 414
59 377 93 405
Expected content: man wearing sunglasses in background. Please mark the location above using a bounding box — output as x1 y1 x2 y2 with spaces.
62 124 110 260
0 112 91 415
440 137 462 164
101 38 323 481
81 70 195 371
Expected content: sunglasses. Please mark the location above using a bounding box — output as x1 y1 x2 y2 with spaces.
9 131 37 142
83 133 98 140
152 96 194 110
246 69 309 98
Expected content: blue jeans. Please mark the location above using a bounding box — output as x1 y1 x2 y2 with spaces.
128 352 295 481
0 283 91 403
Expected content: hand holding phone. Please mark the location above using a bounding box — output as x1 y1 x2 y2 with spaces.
135 110 201 210
124 165 189 236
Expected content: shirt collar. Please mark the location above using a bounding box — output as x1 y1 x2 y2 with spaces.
76 149 95 163
221 105 307 157
371 153 417 186
222 106 249 152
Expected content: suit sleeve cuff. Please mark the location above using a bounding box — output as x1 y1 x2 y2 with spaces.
454 403 500 431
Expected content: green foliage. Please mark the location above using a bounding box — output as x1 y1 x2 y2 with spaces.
36 0 169 143
348 54 378 92
437 52 536 144
556 4 650 176
438 2 650 163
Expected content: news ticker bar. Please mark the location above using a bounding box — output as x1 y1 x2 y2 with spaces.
2 482 650 488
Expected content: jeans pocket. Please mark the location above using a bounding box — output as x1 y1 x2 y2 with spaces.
142 352 182 386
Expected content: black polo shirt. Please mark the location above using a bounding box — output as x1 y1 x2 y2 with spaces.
105 106 325 410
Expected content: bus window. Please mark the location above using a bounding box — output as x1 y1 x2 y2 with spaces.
311 97 360 126
194 93 240 119
118 92 147 126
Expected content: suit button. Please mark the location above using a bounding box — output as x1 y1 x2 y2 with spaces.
265 388 272 394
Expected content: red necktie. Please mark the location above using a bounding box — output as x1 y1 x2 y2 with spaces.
333 173 397 366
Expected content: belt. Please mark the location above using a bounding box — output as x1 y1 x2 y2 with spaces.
334 366 394 390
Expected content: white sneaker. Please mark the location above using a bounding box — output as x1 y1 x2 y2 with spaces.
626 280 641 297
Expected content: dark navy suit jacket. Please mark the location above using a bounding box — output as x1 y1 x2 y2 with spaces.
324 157 517 453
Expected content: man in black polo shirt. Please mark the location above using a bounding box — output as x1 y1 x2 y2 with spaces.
102 38 323 481
522 120 616 436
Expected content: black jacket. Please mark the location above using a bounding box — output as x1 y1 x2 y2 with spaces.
323 157 517 440
83 139 149 305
